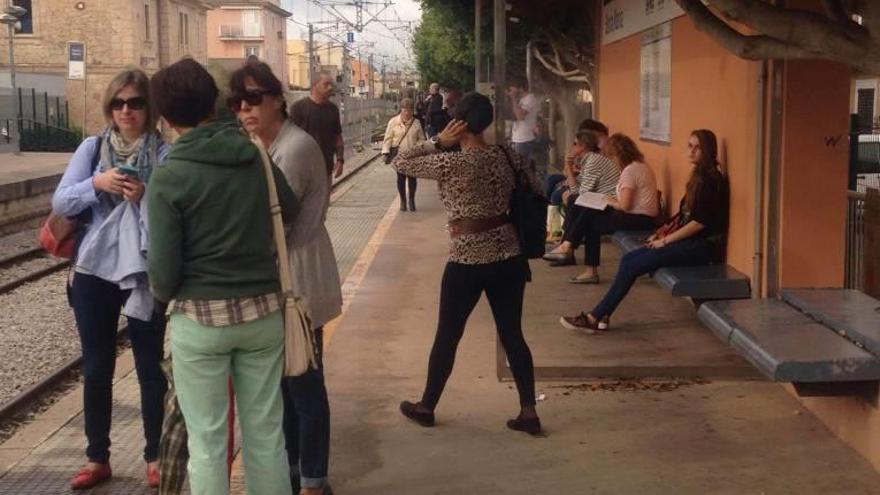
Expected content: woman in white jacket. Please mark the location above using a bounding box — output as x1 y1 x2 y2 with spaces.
382 98 426 211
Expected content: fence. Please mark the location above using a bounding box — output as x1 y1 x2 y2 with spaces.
2 88 78 151
846 191 867 290
849 116 880 193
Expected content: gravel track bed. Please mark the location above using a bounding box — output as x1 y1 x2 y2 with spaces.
0 271 80 406
0 255 65 287
0 228 39 256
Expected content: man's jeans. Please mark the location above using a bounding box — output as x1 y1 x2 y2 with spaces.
282 327 331 491
512 140 545 182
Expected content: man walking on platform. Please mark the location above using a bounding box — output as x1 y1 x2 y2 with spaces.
292 71 346 180
231 60 342 495
424 82 445 137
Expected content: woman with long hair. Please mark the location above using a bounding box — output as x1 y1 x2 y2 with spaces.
560 129 729 332
382 98 426 211
52 68 168 490
392 92 543 435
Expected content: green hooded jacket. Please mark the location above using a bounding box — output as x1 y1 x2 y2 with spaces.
147 121 298 303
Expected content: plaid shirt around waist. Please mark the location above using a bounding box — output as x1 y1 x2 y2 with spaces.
169 293 282 327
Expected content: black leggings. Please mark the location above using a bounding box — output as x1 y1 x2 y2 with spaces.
421 256 536 410
564 206 655 266
397 173 417 204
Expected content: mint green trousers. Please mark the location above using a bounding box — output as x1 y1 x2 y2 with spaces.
170 312 292 495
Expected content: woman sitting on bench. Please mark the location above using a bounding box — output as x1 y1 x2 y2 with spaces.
544 133 659 284
559 129 729 332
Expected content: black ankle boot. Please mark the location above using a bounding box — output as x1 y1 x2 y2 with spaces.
399 197 407 211
408 197 416 212
506 414 542 436
400 401 434 427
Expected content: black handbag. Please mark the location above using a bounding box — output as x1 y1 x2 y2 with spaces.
497 146 548 261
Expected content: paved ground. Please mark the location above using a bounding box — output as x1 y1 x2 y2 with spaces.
314 185 880 494
0 152 72 188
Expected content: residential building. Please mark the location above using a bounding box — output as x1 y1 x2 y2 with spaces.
350 58 377 98
287 39 350 91
0 0 211 135
206 0 290 86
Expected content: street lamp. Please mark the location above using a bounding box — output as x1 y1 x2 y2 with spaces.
1 4 26 155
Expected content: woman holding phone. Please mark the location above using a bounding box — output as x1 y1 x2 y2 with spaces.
51 68 169 490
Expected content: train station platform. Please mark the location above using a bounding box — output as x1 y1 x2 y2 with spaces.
1 160 879 494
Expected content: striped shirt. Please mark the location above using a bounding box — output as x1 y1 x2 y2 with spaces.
577 152 620 197
169 293 282 327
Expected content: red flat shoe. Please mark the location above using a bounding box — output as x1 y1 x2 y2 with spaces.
147 464 160 488
70 463 112 490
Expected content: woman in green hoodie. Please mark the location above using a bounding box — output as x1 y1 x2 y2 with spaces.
147 59 297 495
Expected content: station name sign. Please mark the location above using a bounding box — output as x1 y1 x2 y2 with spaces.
602 0 684 45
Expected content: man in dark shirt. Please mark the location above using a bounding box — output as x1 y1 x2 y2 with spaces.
423 82 445 137
291 71 345 178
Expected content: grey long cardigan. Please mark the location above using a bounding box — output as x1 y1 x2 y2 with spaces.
271 120 343 329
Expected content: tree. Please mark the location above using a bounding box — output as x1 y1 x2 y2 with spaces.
413 1 475 90
676 0 880 74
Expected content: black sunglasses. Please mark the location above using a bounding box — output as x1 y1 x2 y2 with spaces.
110 96 147 111
228 89 272 111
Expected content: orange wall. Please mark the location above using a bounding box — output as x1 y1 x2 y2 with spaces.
598 17 760 279
778 60 850 288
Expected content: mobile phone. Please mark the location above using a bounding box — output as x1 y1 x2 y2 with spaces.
117 165 139 178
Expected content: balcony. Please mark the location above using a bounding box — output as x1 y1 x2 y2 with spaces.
219 24 263 40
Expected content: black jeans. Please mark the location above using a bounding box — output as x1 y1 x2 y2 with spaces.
397 173 417 206
282 328 330 490
70 272 167 463
421 256 536 410
591 238 713 319
565 206 655 267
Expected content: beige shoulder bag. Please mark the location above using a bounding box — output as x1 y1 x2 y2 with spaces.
252 137 318 377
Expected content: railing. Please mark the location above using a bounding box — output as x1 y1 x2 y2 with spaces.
219 24 262 39
3 118 82 151
846 190 867 290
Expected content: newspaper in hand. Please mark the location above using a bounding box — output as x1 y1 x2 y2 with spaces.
575 191 608 210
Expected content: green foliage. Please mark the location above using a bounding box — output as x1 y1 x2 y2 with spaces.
413 0 475 91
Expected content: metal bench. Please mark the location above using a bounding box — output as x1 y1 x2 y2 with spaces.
698 298 880 397
610 231 751 300
782 289 880 356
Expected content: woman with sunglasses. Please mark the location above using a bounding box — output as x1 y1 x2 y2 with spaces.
51 68 168 490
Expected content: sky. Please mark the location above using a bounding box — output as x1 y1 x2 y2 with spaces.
281 0 423 71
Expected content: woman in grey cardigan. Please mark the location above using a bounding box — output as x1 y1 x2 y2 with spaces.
230 60 341 495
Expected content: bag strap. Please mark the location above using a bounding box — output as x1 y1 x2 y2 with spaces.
394 118 415 149
251 137 294 296
497 145 522 190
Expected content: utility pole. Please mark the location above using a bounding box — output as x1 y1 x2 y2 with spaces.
475 0 481 92
308 22 315 87
493 0 506 145
368 52 374 99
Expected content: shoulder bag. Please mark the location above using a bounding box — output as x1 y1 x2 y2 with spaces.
385 118 415 164
252 137 318 377
497 145 548 260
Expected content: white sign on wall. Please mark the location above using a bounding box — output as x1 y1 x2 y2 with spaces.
602 0 684 45
640 23 672 143
68 42 85 80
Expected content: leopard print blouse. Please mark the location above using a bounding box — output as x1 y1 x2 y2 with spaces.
393 141 541 265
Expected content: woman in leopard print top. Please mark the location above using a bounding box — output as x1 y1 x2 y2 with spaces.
392 92 543 436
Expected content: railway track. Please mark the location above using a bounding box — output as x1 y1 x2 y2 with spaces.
0 248 70 296
0 151 381 431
